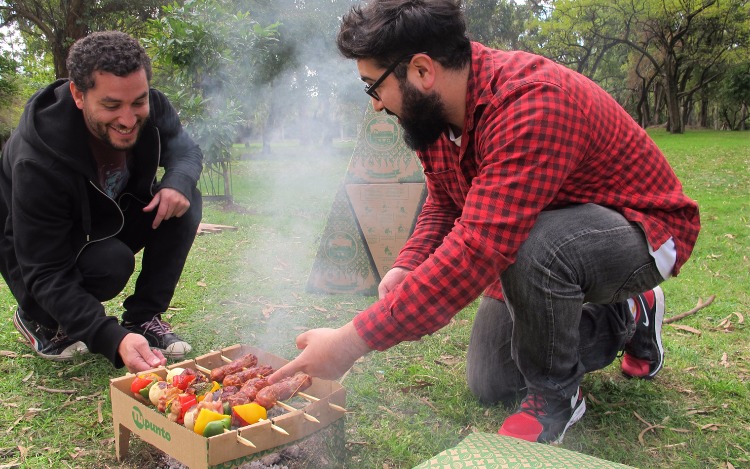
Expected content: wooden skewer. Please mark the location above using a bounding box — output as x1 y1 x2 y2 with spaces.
194 364 211 374
231 430 257 448
221 355 233 363
260 418 290 436
275 400 321 423
276 401 298 412
297 392 347 413
297 392 318 402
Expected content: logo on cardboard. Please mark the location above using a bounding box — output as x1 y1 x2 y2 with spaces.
132 405 171 441
365 115 400 151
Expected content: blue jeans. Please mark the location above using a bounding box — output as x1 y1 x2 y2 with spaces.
466 204 664 405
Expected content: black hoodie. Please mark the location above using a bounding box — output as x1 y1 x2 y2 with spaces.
0 79 203 367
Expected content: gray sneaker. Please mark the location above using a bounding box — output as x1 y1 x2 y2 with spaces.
122 316 192 358
13 308 88 361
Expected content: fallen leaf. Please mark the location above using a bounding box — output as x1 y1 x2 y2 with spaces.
262 305 274 319
671 324 702 335
720 353 730 367
197 281 207 287
22 371 33 383
0 351 18 358
435 355 461 367
723 233 736 239
313 306 328 312
733 312 744 324
97 401 103 424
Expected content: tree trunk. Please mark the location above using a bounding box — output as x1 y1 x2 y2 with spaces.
664 56 684 134
699 98 709 128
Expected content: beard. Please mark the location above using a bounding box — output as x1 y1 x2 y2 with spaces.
84 111 147 151
396 80 450 152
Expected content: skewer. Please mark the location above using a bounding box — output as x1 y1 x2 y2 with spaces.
229 429 257 448
298 392 348 413
194 364 212 375
221 355 233 363
275 401 321 423
260 419 290 436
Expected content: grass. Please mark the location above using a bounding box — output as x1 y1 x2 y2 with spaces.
0 129 748 468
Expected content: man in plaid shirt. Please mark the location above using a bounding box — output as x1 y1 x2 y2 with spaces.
270 0 700 444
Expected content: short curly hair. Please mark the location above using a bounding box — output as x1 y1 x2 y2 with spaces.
66 31 152 92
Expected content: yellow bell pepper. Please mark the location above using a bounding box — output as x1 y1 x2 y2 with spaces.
231 402 267 427
193 408 227 435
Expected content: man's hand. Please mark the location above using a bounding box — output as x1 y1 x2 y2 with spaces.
378 267 411 299
267 322 371 384
119 333 167 372
143 188 190 229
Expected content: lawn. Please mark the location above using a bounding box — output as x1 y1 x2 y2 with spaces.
0 130 748 468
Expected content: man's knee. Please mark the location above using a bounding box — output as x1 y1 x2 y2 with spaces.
77 238 135 301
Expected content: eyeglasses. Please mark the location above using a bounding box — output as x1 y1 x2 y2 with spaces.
364 52 427 101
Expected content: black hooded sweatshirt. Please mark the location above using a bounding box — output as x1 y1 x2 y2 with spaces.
0 79 203 367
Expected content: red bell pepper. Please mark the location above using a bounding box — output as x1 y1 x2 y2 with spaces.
177 394 198 423
130 376 155 394
172 373 196 391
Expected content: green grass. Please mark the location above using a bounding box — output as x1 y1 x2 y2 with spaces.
1 130 748 468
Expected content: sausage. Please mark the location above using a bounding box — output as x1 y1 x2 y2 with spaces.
254 372 312 409
227 377 269 407
209 353 258 382
222 365 274 387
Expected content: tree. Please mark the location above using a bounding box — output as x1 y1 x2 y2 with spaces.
146 0 280 201
0 0 171 78
533 0 750 133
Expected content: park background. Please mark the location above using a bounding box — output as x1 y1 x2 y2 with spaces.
0 0 748 468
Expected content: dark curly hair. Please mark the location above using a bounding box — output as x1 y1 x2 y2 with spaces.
337 0 471 77
66 31 152 92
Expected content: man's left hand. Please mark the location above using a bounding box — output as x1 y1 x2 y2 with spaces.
143 188 190 229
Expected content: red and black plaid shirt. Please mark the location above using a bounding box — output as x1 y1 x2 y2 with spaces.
353 42 700 351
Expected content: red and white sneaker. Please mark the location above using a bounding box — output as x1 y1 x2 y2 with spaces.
621 286 665 379
498 387 586 444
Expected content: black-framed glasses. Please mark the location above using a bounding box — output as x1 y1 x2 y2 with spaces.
364 51 427 101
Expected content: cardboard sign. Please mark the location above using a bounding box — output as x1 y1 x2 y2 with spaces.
307 105 425 295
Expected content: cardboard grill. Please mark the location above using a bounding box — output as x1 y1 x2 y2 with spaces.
307 104 426 295
110 344 346 469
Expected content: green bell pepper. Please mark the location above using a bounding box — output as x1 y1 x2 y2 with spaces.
202 416 231 437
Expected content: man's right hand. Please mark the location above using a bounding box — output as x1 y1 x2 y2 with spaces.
119 333 167 372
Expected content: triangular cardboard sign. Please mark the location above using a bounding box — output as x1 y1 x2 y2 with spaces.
307 105 426 295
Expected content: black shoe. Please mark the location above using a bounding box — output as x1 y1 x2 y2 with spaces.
621 286 665 379
122 316 192 358
13 308 88 361
498 387 586 444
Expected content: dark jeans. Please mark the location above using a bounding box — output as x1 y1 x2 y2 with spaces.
19 187 201 327
466 204 664 406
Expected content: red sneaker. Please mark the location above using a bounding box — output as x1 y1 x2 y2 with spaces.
498 387 586 444
621 286 665 379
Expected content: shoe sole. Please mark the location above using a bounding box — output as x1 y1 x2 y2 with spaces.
13 311 88 361
648 286 665 378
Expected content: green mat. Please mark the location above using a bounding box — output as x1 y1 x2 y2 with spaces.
413 432 635 469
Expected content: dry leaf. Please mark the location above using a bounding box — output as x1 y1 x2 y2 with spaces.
313 306 328 312
733 312 744 324
671 324 702 335
97 401 104 424
0 350 18 358
261 305 274 319
723 233 736 239
720 353 730 367
197 281 207 287
435 355 462 366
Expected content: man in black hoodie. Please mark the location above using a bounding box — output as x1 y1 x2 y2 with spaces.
0 31 203 372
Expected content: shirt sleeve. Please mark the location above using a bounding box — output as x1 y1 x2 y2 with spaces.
353 82 590 350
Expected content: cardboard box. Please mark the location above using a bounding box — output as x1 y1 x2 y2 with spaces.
110 344 346 469
413 432 636 469
307 104 426 295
